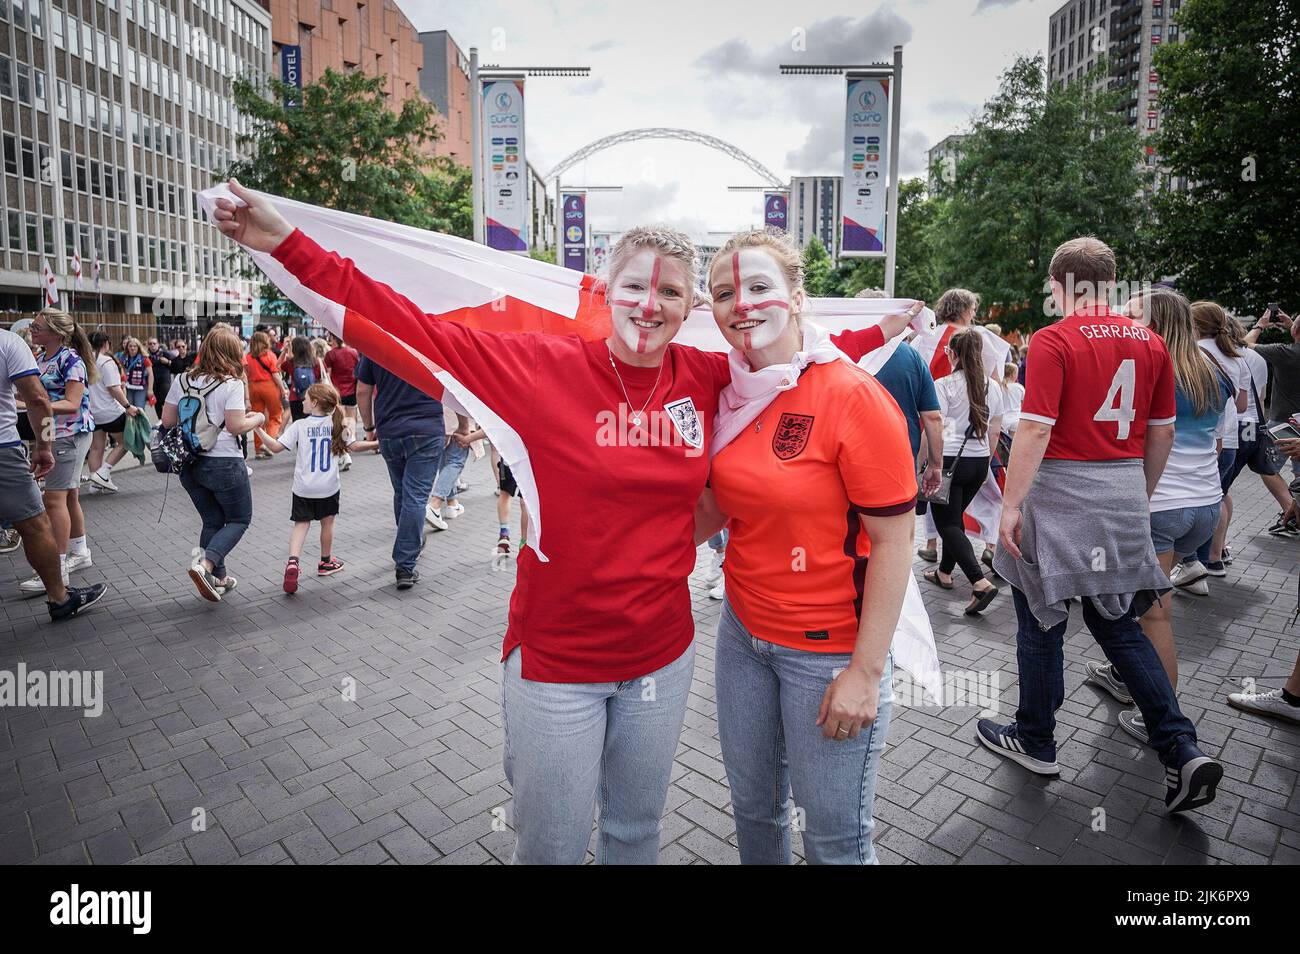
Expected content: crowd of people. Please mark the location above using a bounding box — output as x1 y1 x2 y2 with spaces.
1 181 1297 865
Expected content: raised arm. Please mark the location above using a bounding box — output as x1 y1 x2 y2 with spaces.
829 301 924 361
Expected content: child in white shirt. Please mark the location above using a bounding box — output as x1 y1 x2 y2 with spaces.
254 383 375 593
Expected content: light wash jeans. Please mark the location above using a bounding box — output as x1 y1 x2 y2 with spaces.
715 598 893 865
432 438 470 501
500 641 696 864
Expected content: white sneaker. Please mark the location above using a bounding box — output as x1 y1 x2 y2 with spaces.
340 453 352 472
445 502 465 520
0 528 20 553
708 580 724 600
1227 687 1300 724
88 471 118 492
1169 560 1208 589
492 538 512 571
455 477 469 493
704 550 724 584
20 567 68 598
425 505 448 531
65 551 93 573
1179 577 1210 596
245 465 253 477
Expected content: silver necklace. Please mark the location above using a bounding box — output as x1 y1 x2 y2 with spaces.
607 345 664 427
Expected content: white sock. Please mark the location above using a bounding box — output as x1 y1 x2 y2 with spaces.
69 536 88 555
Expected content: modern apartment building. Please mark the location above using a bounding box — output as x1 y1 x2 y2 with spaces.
926 133 967 194
788 175 841 259
1 0 271 312
1047 0 1187 188
264 0 422 110
416 28 468 165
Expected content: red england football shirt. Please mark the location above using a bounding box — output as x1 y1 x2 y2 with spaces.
1021 306 1176 461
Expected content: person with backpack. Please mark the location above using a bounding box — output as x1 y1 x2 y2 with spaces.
160 325 265 602
252 382 377 593
244 331 287 458
280 335 322 423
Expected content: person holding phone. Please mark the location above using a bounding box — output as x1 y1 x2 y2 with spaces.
1244 304 1300 534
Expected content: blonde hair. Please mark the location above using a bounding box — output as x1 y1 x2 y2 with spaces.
304 382 348 456
602 225 700 302
249 331 272 357
1190 300 1240 358
935 288 979 324
193 326 245 382
311 337 329 362
123 336 144 357
37 308 98 383
1141 289 1219 416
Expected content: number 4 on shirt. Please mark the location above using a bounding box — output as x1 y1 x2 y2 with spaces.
1093 359 1136 441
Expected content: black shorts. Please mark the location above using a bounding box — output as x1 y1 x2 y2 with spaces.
340 393 357 407
497 459 518 497
291 491 340 522
94 414 126 434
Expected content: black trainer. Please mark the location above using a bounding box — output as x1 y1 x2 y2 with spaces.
395 567 419 590
48 583 108 622
1164 743 1223 814
976 719 1060 775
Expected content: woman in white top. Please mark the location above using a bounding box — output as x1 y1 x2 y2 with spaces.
161 325 265 602
1222 315 1295 521
86 331 142 494
1001 361 1024 441
923 329 1004 615
1175 301 1250 584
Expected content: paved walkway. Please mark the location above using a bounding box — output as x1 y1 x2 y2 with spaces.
2 448 1298 865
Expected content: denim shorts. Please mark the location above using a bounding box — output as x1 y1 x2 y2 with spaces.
1149 502 1221 556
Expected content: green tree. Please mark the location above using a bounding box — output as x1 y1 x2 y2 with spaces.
801 236 837 296
1152 0 1300 310
227 70 472 305
930 56 1150 331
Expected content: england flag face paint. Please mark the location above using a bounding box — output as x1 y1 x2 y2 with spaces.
608 249 690 356
710 248 794 353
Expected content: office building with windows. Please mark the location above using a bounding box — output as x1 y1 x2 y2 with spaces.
1 0 272 312
416 28 468 165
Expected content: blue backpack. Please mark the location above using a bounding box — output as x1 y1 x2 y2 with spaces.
153 374 225 473
292 364 316 397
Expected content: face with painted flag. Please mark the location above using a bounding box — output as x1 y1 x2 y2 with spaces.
607 249 692 358
708 248 802 354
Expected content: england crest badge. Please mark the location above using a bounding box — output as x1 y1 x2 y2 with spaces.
664 396 703 450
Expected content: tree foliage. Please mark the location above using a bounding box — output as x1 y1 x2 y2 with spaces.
1152 0 1300 310
928 55 1150 330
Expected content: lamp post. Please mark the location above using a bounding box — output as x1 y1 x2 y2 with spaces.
779 45 904 296
469 59 591 248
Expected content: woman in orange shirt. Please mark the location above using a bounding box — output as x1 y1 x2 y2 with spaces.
696 230 919 865
245 331 286 456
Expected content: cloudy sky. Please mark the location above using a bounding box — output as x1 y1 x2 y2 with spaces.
397 0 1048 237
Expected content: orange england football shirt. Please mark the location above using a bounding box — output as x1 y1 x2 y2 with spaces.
710 358 918 653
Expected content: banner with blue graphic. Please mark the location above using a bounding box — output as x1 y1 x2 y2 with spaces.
842 75 889 257
561 192 587 272
480 77 529 253
281 45 302 108
763 192 788 232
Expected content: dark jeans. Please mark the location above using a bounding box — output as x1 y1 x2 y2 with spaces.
932 454 989 584
178 455 252 580
380 434 441 571
1011 587 1197 765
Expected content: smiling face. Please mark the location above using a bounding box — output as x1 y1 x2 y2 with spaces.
709 248 800 352
29 316 57 353
607 248 692 356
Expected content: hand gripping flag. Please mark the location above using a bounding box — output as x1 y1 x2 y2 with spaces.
912 322 1011 381
199 184 945 702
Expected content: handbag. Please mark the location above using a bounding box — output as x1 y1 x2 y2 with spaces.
920 421 974 506
1244 374 1283 475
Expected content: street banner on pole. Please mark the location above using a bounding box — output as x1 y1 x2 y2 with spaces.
561 192 587 272
763 192 788 232
480 76 529 253
841 74 889 257
281 45 302 108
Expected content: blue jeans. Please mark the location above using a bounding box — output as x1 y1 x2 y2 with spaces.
380 434 440 571
178 455 252 580
1151 502 1219 556
715 599 892 864
432 438 470 501
1011 586 1197 765
499 642 695 864
126 387 149 410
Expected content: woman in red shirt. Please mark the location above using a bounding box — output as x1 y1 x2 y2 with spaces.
212 181 912 865
245 331 287 457
695 230 918 864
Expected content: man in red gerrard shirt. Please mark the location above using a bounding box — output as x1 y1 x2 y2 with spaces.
983 237 1223 815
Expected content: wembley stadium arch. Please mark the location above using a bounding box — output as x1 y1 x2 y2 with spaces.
544 128 784 187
